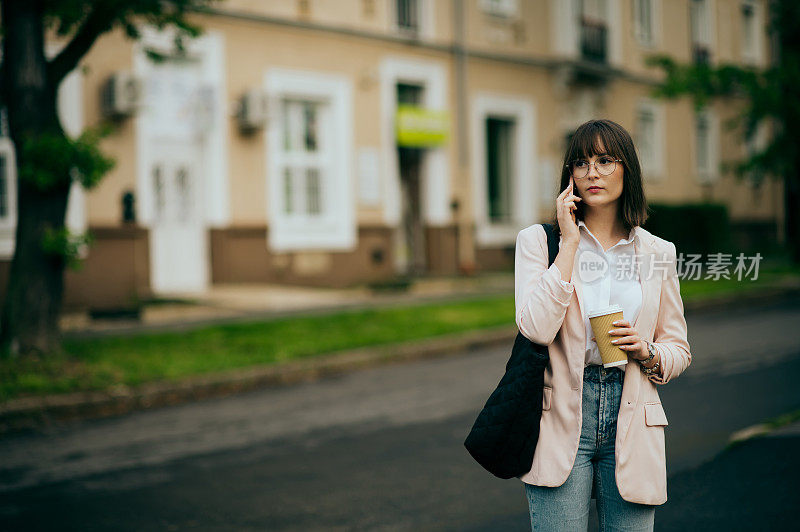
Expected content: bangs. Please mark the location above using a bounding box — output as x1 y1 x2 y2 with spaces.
567 122 626 162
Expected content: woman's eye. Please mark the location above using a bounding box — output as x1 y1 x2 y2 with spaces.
599 156 614 164
574 160 588 168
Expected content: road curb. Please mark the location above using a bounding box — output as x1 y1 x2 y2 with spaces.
727 409 800 447
728 423 773 445
3 283 799 436
0 325 517 435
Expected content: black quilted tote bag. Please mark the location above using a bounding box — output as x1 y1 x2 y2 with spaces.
463 223 560 479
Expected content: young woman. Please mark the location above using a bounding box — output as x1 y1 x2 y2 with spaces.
514 119 692 530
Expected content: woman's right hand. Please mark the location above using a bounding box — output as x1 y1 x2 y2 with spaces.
557 176 581 246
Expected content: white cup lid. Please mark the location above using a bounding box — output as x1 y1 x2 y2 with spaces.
587 304 623 319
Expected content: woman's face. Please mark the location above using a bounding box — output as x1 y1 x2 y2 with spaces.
571 139 624 211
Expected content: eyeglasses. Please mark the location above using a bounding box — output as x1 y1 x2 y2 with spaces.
566 156 622 179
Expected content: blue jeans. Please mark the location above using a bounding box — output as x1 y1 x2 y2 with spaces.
524 365 656 531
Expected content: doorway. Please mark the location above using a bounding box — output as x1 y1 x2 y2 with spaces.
145 58 209 294
149 140 207 293
396 82 427 276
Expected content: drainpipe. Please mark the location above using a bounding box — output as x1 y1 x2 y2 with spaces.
453 0 476 274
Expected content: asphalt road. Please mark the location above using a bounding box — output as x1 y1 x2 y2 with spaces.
1 299 799 531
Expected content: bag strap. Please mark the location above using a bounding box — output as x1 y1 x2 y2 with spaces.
541 223 559 268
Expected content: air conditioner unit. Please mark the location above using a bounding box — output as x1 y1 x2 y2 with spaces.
101 72 142 119
237 89 268 132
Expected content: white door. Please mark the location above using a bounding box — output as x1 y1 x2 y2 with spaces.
150 141 208 293
144 57 210 294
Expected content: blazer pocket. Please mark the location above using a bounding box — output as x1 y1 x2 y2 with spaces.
644 401 669 426
542 386 552 411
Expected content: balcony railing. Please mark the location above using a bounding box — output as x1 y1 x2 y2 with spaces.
580 18 608 63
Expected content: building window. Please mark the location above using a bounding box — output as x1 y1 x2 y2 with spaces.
695 109 718 183
744 121 768 189
0 108 8 137
741 0 761 65
0 153 8 220
633 0 656 47
152 164 165 221
472 94 535 247
635 103 663 180
579 0 608 63
280 99 324 218
690 0 712 64
696 113 709 171
396 0 419 34
486 118 515 224
266 69 354 251
397 82 423 105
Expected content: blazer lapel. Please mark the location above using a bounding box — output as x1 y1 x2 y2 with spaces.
636 231 662 345
619 230 662 444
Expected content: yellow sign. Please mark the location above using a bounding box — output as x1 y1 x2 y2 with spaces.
396 105 449 147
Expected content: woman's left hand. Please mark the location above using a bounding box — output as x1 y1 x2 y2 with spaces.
606 319 649 362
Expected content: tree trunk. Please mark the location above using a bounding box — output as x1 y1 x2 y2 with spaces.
0 0 71 357
1 181 70 357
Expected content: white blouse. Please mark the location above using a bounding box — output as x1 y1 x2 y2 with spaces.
553 220 643 371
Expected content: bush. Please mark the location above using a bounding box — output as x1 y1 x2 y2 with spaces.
643 203 733 256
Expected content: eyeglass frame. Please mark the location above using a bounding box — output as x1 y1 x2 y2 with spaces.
565 157 623 179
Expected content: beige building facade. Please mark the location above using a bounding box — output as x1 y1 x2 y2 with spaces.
0 0 780 309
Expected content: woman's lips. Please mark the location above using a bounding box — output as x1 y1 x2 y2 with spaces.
587 186 603 193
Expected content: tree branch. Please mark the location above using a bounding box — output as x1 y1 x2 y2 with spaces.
47 4 119 84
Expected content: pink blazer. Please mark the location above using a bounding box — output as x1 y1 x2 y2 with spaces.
514 224 692 505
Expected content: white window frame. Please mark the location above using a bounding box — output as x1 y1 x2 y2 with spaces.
265 68 355 252
690 0 716 56
0 136 17 258
471 93 537 247
634 99 666 182
551 0 580 57
480 0 519 18
632 0 660 48
581 0 607 21
740 0 764 66
694 107 720 184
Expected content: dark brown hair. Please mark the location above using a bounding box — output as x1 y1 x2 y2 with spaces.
550 119 649 237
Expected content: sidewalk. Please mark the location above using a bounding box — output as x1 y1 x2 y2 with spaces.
658 417 800 530
3 273 800 434
59 272 515 337
60 273 800 338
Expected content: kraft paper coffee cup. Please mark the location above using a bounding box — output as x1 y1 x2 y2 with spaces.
588 305 628 368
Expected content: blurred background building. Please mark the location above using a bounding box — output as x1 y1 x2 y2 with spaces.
0 0 779 310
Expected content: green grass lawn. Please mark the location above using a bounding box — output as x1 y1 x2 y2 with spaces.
2 264 798 403
0 297 516 402
680 268 800 300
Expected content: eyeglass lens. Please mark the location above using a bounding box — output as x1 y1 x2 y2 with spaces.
571 157 618 178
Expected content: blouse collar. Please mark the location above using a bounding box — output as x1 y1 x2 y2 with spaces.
577 219 641 246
